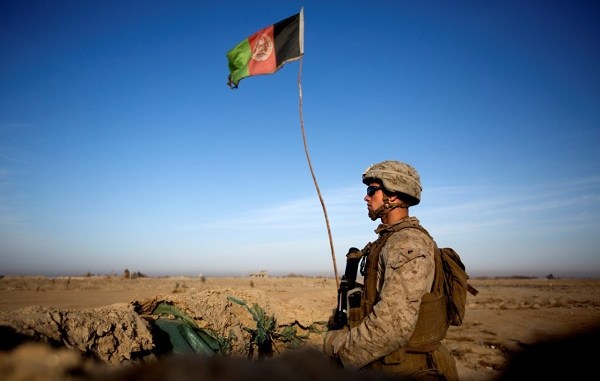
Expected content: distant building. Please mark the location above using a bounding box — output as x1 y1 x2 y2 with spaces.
249 271 269 278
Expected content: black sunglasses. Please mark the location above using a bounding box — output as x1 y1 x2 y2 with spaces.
366 186 383 197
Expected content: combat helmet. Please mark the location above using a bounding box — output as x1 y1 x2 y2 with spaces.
362 160 422 206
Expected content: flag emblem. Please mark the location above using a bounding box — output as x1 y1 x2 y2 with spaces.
252 33 273 61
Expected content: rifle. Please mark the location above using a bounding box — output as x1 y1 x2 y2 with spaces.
332 247 364 329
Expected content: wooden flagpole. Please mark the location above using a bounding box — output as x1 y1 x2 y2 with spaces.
297 56 340 289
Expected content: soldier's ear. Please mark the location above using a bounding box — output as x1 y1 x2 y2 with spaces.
387 193 399 202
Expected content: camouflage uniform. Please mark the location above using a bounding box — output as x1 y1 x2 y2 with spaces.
326 161 459 380
331 217 435 369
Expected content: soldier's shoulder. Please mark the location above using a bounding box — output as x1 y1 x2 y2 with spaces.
390 223 433 245
384 232 430 263
378 220 434 269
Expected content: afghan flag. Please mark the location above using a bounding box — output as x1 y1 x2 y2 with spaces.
227 9 304 89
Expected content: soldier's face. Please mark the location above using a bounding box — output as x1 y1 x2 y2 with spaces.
364 182 384 215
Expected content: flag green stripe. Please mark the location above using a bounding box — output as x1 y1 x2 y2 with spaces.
227 39 252 87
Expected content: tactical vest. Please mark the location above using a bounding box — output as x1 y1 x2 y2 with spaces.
350 219 458 381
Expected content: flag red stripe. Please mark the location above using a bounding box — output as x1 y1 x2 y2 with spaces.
247 25 277 76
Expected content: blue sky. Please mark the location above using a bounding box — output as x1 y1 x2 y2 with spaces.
1 1 599 278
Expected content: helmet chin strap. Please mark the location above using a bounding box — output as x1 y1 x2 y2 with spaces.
369 195 409 221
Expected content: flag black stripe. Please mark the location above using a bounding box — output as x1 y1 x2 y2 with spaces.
274 13 301 66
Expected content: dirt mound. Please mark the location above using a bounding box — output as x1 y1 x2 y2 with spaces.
133 288 327 357
0 288 328 368
0 303 153 363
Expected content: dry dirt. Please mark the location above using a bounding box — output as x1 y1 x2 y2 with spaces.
1 275 599 380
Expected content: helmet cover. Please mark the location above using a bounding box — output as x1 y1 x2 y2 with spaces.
362 160 422 206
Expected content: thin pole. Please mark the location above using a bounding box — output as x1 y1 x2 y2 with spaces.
297 56 340 289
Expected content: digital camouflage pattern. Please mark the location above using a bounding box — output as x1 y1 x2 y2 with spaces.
362 161 422 205
331 217 435 368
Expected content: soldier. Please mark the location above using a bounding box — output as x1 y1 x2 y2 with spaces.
324 160 458 380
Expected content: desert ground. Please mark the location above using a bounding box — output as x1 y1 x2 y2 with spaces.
1 274 599 380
